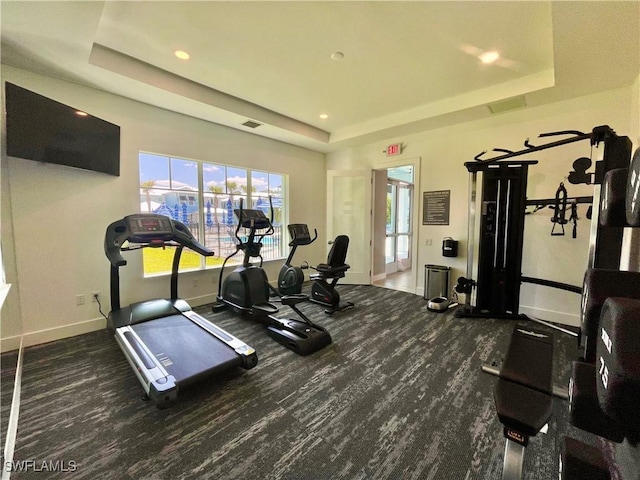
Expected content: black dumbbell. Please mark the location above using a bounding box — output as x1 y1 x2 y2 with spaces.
568 361 624 442
580 269 640 363
625 147 640 226
596 297 640 442
599 168 628 227
560 436 610 480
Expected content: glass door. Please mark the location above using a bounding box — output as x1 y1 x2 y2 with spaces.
386 179 413 273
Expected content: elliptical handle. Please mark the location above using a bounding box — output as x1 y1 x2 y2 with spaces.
263 196 275 236
234 197 244 241
269 195 274 225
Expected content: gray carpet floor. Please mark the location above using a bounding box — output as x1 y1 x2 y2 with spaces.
1 285 616 479
1 350 18 450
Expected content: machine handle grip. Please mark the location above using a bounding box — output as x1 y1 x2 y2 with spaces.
172 221 214 256
234 198 244 240
104 219 129 267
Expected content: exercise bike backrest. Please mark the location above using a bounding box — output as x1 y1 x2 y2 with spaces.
320 235 350 271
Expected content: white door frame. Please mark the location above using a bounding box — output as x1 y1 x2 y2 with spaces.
373 157 421 293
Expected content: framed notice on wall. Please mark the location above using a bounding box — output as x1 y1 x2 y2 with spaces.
423 190 450 225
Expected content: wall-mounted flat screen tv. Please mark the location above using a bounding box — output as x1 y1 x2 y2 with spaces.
5 82 121 176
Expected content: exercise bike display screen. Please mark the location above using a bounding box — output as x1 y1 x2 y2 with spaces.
235 209 270 228
289 224 310 241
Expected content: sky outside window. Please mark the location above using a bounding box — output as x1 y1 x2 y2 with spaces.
226 167 247 194
170 158 198 190
203 163 226 192
269 174 283 195
139 153 169 186
252 171 269 195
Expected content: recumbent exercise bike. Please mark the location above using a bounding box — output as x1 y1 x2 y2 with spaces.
274 222 354 315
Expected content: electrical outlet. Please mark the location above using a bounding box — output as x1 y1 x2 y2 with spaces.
76 294 85 306
425 238 433 246
92 292 100 303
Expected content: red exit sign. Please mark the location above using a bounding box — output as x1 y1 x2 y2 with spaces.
386 143 402 156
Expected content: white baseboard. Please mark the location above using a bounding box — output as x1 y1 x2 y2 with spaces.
372 273 386 282
21 317 108 348
518 305 579 328
1 335 22 353
188 293 219 308
1 292 222 351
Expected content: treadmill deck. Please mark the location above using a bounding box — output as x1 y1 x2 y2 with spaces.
131 314 242 386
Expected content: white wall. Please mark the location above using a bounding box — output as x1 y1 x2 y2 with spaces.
328 86 636 326
1 66 327 350
632 75 640 147
1 147 21 344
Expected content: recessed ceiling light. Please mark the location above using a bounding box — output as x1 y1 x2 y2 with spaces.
319 113 329 119
75 111 88 117
174 50 190 60
330 52 344 61
479 50 500 64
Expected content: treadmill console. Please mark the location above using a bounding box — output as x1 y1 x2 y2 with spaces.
105 213 212 267
128 215 173 236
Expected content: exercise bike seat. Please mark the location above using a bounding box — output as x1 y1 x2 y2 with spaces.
313 263 350 276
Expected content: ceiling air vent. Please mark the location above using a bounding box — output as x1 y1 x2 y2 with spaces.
241 120 262 129
487 96 527 114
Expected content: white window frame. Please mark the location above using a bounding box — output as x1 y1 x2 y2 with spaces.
139 151 288 276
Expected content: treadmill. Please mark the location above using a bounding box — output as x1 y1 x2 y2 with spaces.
104 213 258 408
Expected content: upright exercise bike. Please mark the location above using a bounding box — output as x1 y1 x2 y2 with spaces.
213 199 331 355
276 223 317 295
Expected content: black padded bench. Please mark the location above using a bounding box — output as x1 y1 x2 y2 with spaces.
490 325 555 480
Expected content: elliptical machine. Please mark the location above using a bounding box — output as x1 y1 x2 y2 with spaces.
276 223 317 295
213 198 331 355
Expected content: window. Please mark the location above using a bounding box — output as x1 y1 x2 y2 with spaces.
139 152 287 276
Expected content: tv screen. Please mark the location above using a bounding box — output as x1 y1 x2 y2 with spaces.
5 82 121 176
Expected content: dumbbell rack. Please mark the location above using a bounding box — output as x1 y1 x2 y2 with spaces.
561 146 640 479
483 146 640 480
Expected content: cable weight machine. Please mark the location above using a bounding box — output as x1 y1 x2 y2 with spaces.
456 125 632 326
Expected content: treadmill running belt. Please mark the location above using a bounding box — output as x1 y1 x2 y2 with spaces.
132 314 242 387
